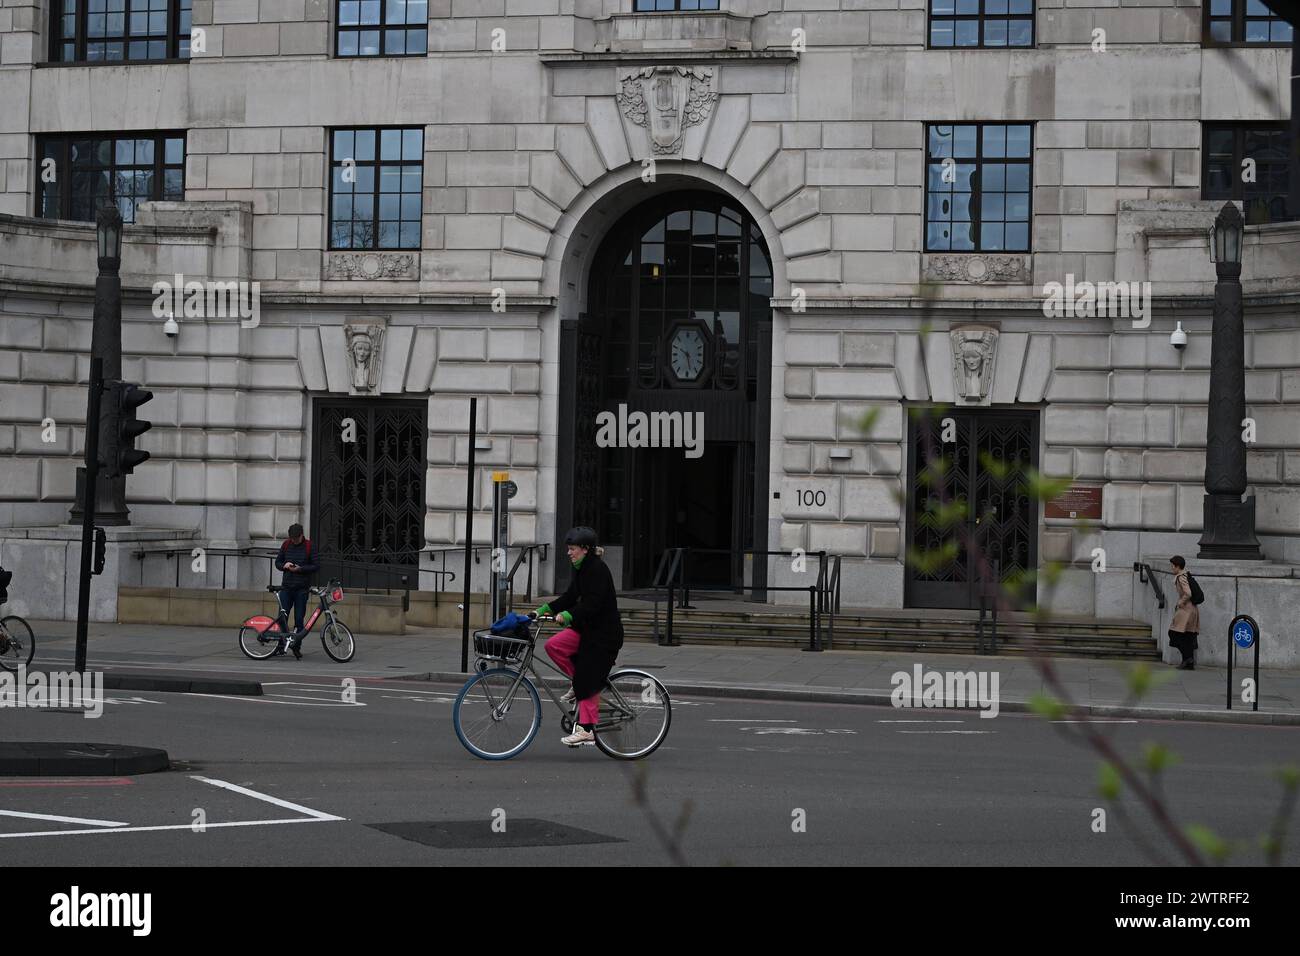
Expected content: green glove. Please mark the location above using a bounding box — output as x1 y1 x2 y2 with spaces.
535 603 551 617
557 610 573 627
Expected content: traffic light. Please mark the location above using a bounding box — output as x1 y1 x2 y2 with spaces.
109 381 154 477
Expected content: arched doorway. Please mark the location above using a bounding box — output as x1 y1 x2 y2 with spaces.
558 189 774 590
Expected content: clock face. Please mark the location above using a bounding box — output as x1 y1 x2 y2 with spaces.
669 327 706 382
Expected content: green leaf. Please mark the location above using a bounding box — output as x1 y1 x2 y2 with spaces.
1098 762 1122 801
1024 468 1074 503
1028 693 1067 721
1275 765 1300 789
905 541 960 575
978 450 1014 482
1143 741 1181 774
852 406 884 438
1185 824 1232 862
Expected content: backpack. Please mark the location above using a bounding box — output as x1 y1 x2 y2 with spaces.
282 539 312 562
1186 572 1204 606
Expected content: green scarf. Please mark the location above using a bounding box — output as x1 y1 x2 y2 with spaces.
571 554 585 569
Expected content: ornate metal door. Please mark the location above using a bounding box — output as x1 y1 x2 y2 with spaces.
905 409 1039 609
312 399 426 589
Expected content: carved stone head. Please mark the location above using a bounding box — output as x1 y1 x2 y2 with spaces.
344 322 384 393
951 327 998 404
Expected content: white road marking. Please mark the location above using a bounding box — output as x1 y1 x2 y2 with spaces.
709 719 797 723
185 693 364 707
0 810 128 828
191 776 344 821
896 730 996 735
878 720 964 723
1051 719 1139 724
0 818 335 840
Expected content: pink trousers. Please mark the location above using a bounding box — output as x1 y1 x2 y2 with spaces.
544 627 599 726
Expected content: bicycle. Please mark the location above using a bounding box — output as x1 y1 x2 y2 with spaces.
0 611 34 672
238 580 355 663
452 614 671 761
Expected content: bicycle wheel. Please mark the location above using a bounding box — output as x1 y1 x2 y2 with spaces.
0 616 35 671
453 667 541 760
238 621 283 660
594 669 672 760
321 620 355 663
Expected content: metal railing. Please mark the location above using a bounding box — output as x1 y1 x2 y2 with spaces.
1132 562 1166 610
646 547 841 652
131 543 550 612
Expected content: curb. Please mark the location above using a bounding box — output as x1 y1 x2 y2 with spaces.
104 674 263 696
0 742 170 776
400 670 1300 726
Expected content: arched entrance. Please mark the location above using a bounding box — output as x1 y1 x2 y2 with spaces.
557 189 774 590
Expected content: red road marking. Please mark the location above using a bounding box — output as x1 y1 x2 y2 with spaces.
0 778 135 788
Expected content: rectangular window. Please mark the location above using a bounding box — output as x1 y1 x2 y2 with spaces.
929 0 1034 48
925 123 1033 253
633 1 722 11
1203 123 1293 225
329 128 424 250
50 0 194 63
1205 0 1293 44
335 0 427 57
36 132 185 224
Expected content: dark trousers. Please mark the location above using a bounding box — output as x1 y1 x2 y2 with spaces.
1168 629 1198 663
279 587 309 635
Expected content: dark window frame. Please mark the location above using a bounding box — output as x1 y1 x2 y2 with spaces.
1202 0 1294 46
35 131 186 224
328 126 425 251
1201 122 1294 225
924 122 1035 254
632 1 722 11
334 0 429 58
926 0 1036 49
48 0 194 64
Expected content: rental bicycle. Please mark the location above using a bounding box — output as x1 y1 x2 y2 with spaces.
452 614 671 761
0 612 34 672
238 581 355 663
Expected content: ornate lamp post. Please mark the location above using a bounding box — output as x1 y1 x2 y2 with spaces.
1197 201 1263 560
70 204 131 525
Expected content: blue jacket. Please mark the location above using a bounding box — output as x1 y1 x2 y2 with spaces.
276 538 319 590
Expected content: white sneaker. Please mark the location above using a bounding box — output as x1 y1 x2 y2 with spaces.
561 726 594 747
561 687 576 704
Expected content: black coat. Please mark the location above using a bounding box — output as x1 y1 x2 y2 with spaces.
275 539 319 590
548 552 624 700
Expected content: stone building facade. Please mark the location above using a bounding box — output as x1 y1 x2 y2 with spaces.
0 0 1297 629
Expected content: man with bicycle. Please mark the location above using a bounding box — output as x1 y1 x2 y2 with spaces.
274 523 319 660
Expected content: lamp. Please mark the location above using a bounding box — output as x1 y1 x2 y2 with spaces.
1211 201 1243 268
95 203 123 267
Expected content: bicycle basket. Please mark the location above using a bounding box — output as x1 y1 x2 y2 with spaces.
472 628 530 662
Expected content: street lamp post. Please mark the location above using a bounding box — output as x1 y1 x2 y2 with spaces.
1197 201 1263 560
69 204 131 526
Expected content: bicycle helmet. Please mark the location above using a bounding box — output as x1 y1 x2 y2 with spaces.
563 526 598 548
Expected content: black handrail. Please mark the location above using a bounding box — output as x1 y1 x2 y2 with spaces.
131 543 550 613
1132 562 1166 610
645 548 839 651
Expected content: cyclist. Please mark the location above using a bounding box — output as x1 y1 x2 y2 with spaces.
274 523 319 660
533 526 624 747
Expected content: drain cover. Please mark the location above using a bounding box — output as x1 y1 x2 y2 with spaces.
368 819 624 849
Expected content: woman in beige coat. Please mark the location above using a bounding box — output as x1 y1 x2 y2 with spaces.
1168 554 1200 670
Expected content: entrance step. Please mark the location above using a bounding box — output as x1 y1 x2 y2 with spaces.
617 605 1159 661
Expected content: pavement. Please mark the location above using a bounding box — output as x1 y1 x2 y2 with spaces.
12 618 1300 725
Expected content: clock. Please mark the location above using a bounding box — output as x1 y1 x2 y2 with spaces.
668 324 709 385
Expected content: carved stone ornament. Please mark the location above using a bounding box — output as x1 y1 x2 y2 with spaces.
344 322 385 394
617 65 718 156
950 326 999 404
924 254 1029 285
324 251 418 280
